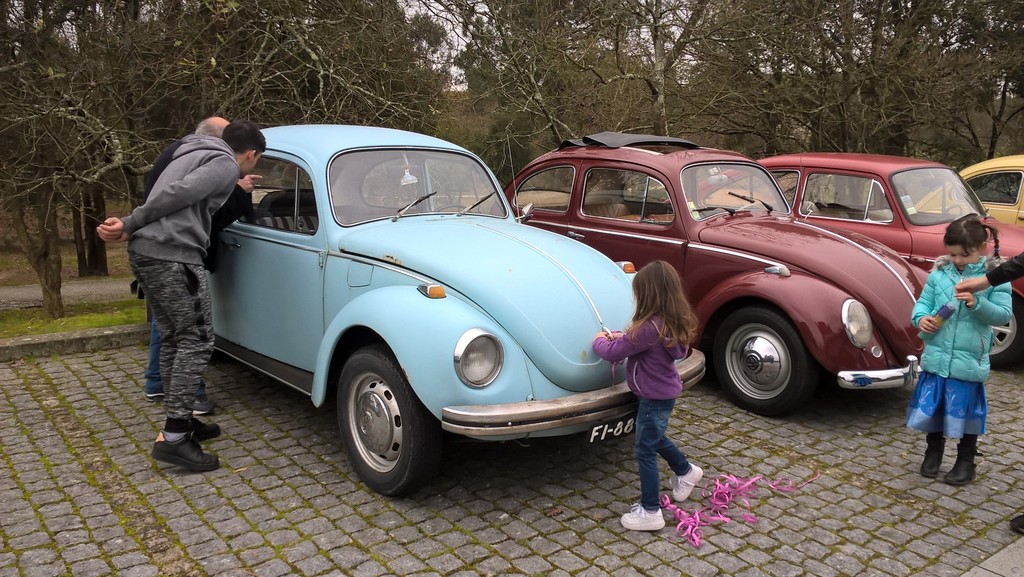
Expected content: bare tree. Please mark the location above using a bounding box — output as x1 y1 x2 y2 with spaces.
1 0 451 318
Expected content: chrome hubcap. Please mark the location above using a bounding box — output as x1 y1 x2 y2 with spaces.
726 325 792 400
348 376 404 473
740 336 783 388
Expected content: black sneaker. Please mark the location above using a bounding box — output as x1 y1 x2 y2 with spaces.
192 394 215 416
144 390 164 402
151 434 219 471
1011 513 1024 535
191 418 221 442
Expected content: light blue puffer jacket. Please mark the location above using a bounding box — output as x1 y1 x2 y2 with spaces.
912 256 1012 382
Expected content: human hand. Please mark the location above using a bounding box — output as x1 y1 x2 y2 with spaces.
96 217 127 242
237 174 263 193
956 291 977 309
918 316 940 334
955 276 991 295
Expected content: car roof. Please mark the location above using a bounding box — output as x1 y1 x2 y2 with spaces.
535 132 756 171
961 154 1024 175
761 152 949 176
261 125 469 162
558 131 699 150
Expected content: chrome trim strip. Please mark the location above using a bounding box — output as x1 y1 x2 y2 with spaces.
687 243 786 268
329 250 436 285
792 221 917 300
557 224 792 270
836 355 918 390
564 225 684 246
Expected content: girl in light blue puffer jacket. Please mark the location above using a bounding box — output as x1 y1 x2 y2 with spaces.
908 215 1012 486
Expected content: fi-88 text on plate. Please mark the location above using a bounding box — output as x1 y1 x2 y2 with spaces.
589 417 635 443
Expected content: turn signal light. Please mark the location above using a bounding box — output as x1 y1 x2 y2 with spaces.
418 284 446 299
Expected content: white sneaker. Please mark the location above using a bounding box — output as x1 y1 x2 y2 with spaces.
620 504 666 531
671 463 703 502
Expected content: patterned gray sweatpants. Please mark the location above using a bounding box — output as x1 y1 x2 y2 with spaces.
129 253 213 423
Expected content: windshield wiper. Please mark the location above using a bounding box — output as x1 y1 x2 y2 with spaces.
457 191 498 216
728 191 774 213
394 191 438 220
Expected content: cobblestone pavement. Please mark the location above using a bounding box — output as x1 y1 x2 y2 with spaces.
1 345 1022 577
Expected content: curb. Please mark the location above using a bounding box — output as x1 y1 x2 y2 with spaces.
0 324 150 362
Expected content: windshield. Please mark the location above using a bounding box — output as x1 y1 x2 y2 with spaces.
329 149 507 225
891 168 986 226
680 163 790 219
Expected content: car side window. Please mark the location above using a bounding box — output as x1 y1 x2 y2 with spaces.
803 173 893 222
967 172 1023 205
771 170 800 207
514 167 573 213
582 168 673 223
248 158 318 234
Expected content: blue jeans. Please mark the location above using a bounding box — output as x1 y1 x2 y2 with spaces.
635 397 691 511
144 314 207 397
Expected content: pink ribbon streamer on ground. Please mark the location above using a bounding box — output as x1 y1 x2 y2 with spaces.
660 471 821 548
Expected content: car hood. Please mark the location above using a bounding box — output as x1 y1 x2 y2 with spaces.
338 217 635 391
697 216 923 354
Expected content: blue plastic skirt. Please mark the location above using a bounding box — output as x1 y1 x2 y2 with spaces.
906 371 987 437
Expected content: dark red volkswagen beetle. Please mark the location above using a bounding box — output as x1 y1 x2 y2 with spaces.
506 133 926 415
761 152 1024 368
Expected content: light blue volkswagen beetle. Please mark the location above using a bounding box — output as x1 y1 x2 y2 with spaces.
209 125 705 495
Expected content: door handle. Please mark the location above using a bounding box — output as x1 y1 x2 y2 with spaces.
567 231 584 240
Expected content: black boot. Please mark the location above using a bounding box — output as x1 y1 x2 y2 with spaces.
943 434 977 486
919 432 944 478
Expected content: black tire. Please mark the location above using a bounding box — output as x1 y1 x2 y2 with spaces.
990 294 1024 369
713 307 819 416
337 345 442 496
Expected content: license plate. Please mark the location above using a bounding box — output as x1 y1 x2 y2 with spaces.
588 416 635 443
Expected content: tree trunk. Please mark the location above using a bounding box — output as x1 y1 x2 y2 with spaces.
13 200 64 319
72 202 87 276
80 187 108 276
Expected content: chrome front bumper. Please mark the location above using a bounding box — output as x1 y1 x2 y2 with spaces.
836 355 918 390
441 349 706 438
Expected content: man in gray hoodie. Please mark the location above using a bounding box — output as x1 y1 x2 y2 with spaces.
97 120 265 471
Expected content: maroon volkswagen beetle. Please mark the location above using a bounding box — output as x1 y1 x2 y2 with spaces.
760 152 1024 368
506 133 926 416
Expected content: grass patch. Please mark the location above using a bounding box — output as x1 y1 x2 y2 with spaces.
0 299 147 339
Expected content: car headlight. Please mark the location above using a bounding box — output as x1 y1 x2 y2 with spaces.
454 329 503 387
842 300 873 348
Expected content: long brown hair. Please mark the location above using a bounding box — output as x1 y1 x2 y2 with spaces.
627 260 698 347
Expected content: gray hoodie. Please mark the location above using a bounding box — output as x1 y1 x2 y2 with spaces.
123 135 239 265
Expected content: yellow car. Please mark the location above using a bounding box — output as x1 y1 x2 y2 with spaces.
961 155 1024 226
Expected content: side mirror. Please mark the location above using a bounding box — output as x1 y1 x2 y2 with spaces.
516 202 534 223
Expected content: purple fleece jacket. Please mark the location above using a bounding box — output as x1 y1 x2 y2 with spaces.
592 317 689 400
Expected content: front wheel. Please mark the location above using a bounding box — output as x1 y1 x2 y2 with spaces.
990 294 1024 369
713 307 819 416
337 345 442 496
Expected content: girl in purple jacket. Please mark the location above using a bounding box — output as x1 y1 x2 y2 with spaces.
593 260 703 531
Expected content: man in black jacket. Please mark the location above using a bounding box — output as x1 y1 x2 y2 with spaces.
139 117 260 414
956 256 1024 535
